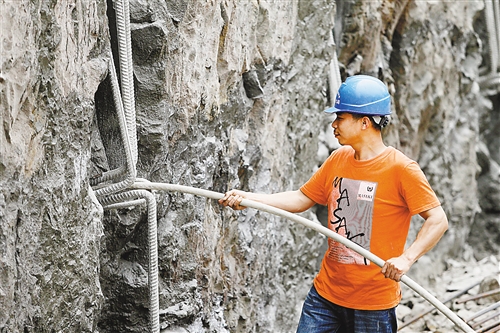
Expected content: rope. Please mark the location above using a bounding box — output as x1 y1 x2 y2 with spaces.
130 181 474 333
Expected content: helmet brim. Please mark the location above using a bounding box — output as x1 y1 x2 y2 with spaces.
323 106 390 115
323 106 339 114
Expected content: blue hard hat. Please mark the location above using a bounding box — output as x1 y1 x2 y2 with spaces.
325 75 391 116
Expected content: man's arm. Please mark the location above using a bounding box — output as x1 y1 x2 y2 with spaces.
381 206 449 281
218 189 316 213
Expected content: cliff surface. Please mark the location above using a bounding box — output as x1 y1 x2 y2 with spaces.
1 0 498 332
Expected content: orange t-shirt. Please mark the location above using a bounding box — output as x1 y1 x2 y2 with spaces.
300 146 441 310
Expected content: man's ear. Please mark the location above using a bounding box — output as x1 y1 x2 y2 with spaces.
362 116 370 129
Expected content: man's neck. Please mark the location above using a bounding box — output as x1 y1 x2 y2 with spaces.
352 138 387 161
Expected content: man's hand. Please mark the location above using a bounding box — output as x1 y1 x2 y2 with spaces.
219 190 247 210
381 206 448 282
381 255 412 282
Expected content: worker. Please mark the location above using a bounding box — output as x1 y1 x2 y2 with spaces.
219 74 448 333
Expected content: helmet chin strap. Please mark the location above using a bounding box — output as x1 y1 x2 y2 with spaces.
372 115 391 128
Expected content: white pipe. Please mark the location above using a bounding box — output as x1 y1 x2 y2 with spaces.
93 0 157 330
130 181 474 333
92 0 138 188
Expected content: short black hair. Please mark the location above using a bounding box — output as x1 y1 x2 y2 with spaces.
350 113 382 131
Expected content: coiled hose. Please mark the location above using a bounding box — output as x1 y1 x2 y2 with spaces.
92 0 159 330
92 0 138 189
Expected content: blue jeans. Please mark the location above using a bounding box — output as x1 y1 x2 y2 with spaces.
296 285 397 333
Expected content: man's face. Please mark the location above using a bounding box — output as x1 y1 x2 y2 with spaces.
331 112 363 146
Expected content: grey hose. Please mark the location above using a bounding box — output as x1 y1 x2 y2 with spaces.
90 56 128 186
102 198 146 210
485 0 498 74
93 0 139 189
100 190 160 333
131 181 474 333
93 0 158 330
93 55 136 196
113 0 138 165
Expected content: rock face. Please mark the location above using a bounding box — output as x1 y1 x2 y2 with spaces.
1 0 108 331
96 1 334 331
1 0 499 332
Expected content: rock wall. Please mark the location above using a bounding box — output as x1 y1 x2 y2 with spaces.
96 1 334 331
1 0 498 332
1 0 108 331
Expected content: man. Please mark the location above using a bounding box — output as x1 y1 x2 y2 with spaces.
219 75 448 333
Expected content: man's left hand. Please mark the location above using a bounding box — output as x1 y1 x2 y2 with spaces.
381 256 412 282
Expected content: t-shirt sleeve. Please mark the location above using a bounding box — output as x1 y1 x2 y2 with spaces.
300 152 338 206
400 162 441 215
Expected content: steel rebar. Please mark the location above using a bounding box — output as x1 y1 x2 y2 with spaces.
399 280 482 330
457 288 500 304
467 301 500 322
471 309 500 329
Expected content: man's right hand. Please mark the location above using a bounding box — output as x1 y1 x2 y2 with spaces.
219 190 247 210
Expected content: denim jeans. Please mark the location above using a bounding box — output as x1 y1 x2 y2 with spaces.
296 285 397 333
